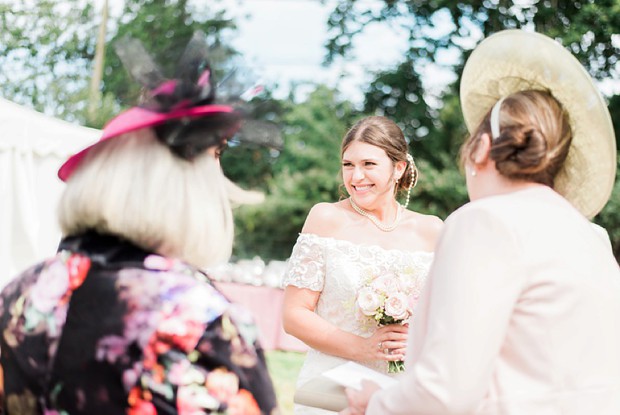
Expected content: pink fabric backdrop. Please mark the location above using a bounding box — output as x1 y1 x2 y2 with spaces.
214 281 308 353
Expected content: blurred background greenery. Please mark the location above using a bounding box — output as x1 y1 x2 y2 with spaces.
1 0 619 260
266 351 305 415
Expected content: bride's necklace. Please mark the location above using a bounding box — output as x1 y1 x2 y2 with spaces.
349 197 402 232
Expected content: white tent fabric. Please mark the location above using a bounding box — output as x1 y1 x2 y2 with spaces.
0 98 99 288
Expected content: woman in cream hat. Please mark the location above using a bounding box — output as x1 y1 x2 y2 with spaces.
342 29 620 414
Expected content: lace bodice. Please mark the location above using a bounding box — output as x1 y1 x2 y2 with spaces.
283 232 434 408
284 233 433 337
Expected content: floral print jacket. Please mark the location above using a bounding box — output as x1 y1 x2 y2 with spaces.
0 231 279 415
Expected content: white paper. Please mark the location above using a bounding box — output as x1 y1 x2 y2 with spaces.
322 361 399 391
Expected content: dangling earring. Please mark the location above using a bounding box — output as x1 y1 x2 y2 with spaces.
402 154 417 210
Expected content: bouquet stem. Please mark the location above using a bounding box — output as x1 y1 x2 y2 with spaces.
388 360 405 373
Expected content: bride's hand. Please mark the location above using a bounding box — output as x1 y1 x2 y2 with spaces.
364 323 408 361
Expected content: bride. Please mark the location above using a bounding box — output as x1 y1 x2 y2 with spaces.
282 116 444 414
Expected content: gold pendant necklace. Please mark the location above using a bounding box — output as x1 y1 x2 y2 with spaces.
349 197 401 232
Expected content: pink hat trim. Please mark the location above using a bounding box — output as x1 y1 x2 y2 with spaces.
58 104 235 181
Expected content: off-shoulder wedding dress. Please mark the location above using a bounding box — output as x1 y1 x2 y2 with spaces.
283 233 434 415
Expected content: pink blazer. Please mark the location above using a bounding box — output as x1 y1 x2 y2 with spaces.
368 186 620 414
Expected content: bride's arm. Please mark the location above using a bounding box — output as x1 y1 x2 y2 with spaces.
281 203 406 362
283 285 406 362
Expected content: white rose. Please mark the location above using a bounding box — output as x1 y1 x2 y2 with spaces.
356 287 382 316
371 272 401 295
384 292 411 321
397 272 416 293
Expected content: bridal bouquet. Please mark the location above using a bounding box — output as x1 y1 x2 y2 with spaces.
355 268 422 373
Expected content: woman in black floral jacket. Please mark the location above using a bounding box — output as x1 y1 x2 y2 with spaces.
0 32 279 415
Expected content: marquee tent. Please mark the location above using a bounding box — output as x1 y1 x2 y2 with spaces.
0 98 99 288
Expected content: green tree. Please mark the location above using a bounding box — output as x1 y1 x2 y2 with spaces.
325 1 620 81
102 0 239 109
325 0 620 258
232 86 361 260
220 90 288 191
0 0 241 127
408 92 469 220
364 58 437 160
0 0 98 121
595 94 620 260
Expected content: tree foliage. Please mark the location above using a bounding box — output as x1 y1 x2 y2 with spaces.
325 0 620 80
0 0 240 127
0 0 97 120
324 0 620 260
232 86 360 259
220 91 288 191
102 0 239 109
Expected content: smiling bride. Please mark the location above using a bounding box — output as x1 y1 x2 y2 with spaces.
282 116 443 415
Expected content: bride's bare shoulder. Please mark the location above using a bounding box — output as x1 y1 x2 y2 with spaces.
402 209 444 246
302 200 351 236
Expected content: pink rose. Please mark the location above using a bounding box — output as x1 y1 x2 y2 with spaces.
127 400 157 415
156 316 205 352
122 366 139 390
397 272 416 293
66 254 91 290
127 387 157 415
177 384 220 414
371 272 401 295
206 368 239 402
384 293 411 321
144 254 177 271
356 287 382 316
30 260 70 313
228 389 261 415
166 360 190 385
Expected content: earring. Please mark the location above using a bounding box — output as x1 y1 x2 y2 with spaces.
402 154 417 210
471 169 477 177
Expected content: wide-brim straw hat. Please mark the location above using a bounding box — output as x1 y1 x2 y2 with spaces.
460 29 616 218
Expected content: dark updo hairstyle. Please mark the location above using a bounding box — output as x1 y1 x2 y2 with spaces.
341 116 418 194
460 90 572 187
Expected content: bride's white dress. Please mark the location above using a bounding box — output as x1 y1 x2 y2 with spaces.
283 233 434 415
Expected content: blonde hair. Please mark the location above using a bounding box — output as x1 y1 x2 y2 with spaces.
341 116 418 193
58 128 234 269
460 89 572 187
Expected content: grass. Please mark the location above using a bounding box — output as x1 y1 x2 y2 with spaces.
265 350 306 415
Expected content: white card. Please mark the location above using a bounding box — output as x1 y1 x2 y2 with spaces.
322 361 399 391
